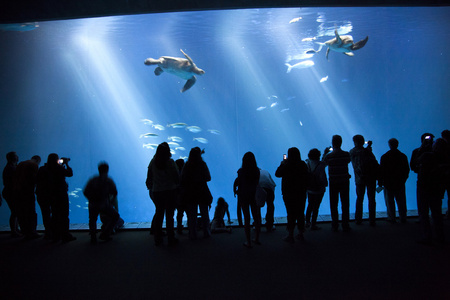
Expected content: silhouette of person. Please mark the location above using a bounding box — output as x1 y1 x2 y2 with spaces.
410 133 444 245
233 152 261 248
349 135 379 226
379 138 410 223
305 148 328 230
146 142 179 246
36 159 53 239
436 130 450 219
83 162 120 243
14 155 41 239
210 197 232 233
181 147 212 240
175 158 186 234
2 152 21 237
259 168 276 232
323 135 352 232
275 147 308 243
46 154 76 242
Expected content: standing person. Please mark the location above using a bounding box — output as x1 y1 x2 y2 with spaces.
378 138 410 223
146 142 180 246
233 152 261 248
14 155 41 239
436 130 450 219
181 147 212 240
46 154 76 243
2 152 20 237
275 147 308 243
83 162 120 244
259 168 276 232
410 133 444 245
349 135 379 226
36 160 53 239
305 148 328 230
175 158 186 234
323 135 352 232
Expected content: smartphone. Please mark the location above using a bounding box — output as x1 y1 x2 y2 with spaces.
58 159 64 164
283 154 287 160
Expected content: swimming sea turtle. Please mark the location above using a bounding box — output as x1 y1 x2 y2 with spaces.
306 29 368 61
144 49 205 93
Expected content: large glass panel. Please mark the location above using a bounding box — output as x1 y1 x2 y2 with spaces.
1 7 449 225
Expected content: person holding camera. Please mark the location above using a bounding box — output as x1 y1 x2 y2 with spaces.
349 135 379 226
45 153 76 243
411 133 444 245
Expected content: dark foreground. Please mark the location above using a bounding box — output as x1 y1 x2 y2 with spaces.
1 217 449 300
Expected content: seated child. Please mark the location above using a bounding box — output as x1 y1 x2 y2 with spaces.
210 197 232 233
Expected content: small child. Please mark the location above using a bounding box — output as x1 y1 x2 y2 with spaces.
210 197 232 233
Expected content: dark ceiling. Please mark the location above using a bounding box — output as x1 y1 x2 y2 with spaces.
0 0 449 24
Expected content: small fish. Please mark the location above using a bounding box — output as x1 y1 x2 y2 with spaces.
170 149 176 155
302 37 317 42
193 137 208 144
179 156 188 160
287 96 296 101
320 76 329 83
152 124 165 131
0 22 39 32
143 143 156 149
289 17 302 24
186 126 202 133
281 108 290 113
168 136 183 142
167 122 188 128
207 129 220 135
270 102 278 108
299 121 304 126
285 60 314 73
256 106 267 111
141 119 153 125
267 95 278 100
76 205 81 208
168 142 180 147
83 207 89 210
175 147 186 151
75 188 82 191
140 133 158 138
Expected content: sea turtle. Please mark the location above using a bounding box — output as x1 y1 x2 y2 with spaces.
306 29 368 61
144 49 205 93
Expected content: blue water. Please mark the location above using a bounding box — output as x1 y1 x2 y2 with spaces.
0 7 449 225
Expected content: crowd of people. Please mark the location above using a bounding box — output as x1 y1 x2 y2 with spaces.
1 130 449 247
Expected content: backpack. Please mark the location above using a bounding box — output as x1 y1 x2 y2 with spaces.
307 161 326 191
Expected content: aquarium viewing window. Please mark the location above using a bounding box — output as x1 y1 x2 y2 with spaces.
0 6 449 226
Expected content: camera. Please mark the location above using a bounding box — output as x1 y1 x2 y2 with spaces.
58 157 70 164
283 154 287 160
425 135 432 140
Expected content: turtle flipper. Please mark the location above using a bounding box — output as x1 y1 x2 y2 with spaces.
181 76 196 93
180 49 194 65
154 67 164 76
326 48 330 61
343 52 354 57
334 29 342 44
351 36 369 51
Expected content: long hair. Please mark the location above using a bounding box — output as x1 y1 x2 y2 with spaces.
187 147 203 165
241 151 257 170
154 142 171 169
287 147 301 164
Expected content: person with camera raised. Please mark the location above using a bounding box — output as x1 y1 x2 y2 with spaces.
349 135 379 226
411 133 444 245
45 154 76 243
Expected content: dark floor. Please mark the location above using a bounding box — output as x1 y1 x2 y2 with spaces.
1 217 450 300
